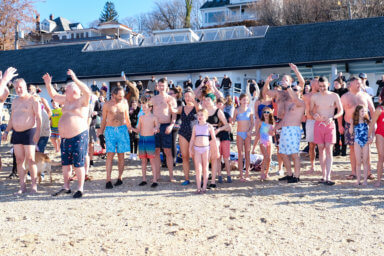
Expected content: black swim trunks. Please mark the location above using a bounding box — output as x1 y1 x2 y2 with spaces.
11 128 36 145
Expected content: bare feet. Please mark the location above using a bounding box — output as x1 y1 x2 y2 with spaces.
374 181 381 187
308 167 315 174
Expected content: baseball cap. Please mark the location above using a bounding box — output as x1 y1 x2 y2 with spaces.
359 73 367 79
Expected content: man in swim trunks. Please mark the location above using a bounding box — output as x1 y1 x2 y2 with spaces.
263 64 305 182
310 77 343 185
339 76 375 180
302 77 319 173
151 78 177 182
3 73 42 194
0 67 11 172
99 86 132 189
43 70 91 198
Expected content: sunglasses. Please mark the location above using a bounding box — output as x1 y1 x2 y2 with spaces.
263 111 272 114
292 88 299 92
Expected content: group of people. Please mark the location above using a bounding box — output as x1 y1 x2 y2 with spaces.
1 63 383 197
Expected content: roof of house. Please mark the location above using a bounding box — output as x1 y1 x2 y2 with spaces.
1 16 384 84
201 0 230 9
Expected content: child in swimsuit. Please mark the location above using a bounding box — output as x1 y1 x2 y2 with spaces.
189 109 217 193
255 107 274 181
233 94 254 182
132 98 160 188
349 105 372 186
368 89 384 187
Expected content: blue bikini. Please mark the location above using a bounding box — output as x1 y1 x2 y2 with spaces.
236 108 252 140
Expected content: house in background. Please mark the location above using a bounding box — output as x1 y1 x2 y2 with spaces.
24 14 143 48
200 0 259 27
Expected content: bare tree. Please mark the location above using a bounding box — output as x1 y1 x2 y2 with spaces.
0 0 37 50
251 0 384 26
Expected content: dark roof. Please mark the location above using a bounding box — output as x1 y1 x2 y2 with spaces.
201 0 230 9
1 17 384 84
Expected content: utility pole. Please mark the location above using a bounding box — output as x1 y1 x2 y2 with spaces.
14 22 19 50
347 0 352 19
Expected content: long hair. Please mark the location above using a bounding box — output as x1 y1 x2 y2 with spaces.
352 104 370 125
260 107 274 125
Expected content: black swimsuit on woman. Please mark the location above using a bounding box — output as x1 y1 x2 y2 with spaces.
178 106 197 142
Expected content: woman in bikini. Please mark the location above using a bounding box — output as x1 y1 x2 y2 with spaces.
176 89 200 185
189 109 216 193
233 94 254 181
205 93 229 188
368 89 384 187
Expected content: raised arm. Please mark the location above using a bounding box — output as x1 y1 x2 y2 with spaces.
0 67 18 89
287 87 305 107
289 63 305 88
217 109 230 133
40 97 52 118
262 74 277 99
42 73 66 104
67 69 91 106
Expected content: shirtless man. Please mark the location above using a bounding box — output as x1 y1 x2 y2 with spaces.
150 78 177 181
310 77 343 185
263 63 304 181
302 78 319 173
339 76 375 180
3 72 42 194
99 86 131 189
0 68 11 172
43 70 91 198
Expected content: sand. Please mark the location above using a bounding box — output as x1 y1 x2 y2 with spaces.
0 140 383 256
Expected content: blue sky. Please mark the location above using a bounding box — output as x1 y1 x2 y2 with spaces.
34 0 157 26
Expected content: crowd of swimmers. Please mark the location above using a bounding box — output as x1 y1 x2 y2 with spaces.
1 63 383 197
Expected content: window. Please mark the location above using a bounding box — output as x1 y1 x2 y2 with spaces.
205 11 225 24
71 33 74 39
86 32 89 38
62 35 67 40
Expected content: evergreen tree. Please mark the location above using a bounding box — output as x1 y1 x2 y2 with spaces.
99 1 119 23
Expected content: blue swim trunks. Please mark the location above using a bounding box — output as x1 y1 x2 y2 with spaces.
105 125 130 153
155 123 172 149
139 135 156 159
279 126 302 155
61 130 89 167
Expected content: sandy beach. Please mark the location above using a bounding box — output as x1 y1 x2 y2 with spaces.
0 140 383 256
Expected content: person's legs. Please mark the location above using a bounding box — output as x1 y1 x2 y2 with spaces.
308 143 316 173
117 153 125 181
24 145 37 192
171 129 178 165
194 152 202 191
350 145 357 176
106 152 115 182
375 135 384 187
155 148 161 180
141 158 148 182
74 167 85 192
179 136 190 181
210 139 220 185
244 136 251 179
281 154 292 176
89 142 94 166
14 144 26 193
163 148 174 181
362 144 370 186
260 144 268 180
201 149 210 191
62 165 72 190
291 153 300 178
354 143 362 185
149 157 157 182
317 144 326 180
325 144 334 181
237 136 244 179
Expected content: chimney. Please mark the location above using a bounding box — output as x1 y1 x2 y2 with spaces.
49 14 54 20
36 14 40 31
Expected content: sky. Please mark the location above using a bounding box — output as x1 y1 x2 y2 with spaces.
34 0 157 27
